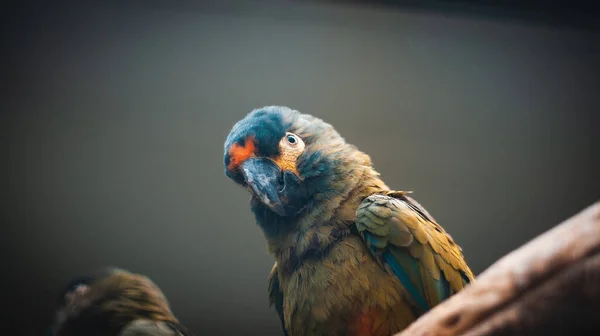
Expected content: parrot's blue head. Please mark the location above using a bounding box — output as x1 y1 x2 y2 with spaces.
224 106 366 224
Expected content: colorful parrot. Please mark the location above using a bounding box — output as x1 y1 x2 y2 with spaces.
48 267 192 336
224 106 475 336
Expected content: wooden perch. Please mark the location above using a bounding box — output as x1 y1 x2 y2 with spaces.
396 201 600 336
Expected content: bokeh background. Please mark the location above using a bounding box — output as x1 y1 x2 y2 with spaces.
2 1 599 335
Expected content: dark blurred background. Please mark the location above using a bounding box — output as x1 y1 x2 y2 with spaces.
1 0 599 335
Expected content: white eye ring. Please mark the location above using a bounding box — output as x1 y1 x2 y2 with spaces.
285 133 300 146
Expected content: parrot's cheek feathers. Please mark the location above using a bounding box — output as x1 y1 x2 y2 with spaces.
241 157 307 217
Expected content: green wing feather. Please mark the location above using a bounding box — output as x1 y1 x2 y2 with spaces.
355 191 474 314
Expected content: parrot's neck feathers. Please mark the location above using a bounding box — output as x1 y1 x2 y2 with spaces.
262 163 389 276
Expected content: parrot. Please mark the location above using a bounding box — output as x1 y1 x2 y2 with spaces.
223 106 475 336
48 267 192 336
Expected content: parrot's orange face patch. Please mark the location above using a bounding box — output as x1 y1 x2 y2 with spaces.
227 133 305 178
272 156 299 176
273 132 305 178
227 136 256 171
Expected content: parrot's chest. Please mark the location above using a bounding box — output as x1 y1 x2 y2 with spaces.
279 236 413 336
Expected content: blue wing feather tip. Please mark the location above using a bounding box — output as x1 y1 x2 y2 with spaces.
382 251 430 313
436 276 451 301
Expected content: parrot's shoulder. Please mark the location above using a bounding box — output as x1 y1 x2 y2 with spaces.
355 190 457 249
384 190 438 223
355 190 475 312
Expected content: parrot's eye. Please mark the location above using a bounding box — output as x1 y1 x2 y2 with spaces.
278 132 305 170
285 133 302 147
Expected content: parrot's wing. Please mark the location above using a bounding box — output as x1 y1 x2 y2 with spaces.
118 320 192 336
355 192 474 314
268 262 288 336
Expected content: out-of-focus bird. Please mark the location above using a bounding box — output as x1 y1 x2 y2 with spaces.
223 106 475 336
48 268 192 336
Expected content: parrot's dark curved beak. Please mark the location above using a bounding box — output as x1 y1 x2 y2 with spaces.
241 157 287 216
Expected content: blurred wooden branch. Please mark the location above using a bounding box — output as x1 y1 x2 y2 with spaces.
396 201 600 336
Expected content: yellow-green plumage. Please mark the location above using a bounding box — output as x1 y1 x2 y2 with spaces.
356 192 474 311
224 106 474 336
266 184 475 336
